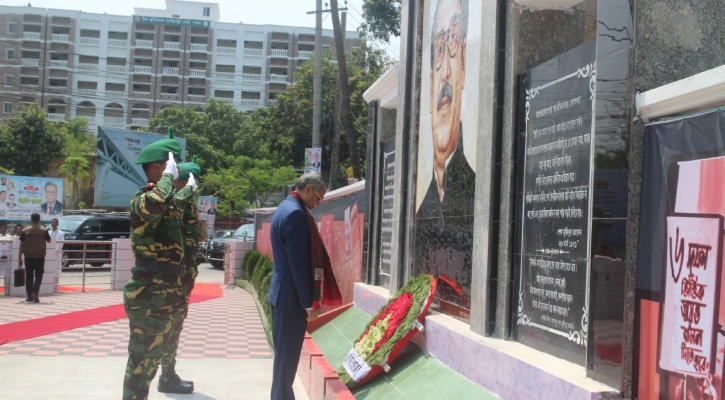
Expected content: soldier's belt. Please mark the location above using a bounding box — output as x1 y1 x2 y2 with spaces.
136 258 186 277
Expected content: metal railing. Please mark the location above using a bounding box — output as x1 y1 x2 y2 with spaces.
52 34 69 42
135 39 153 48
57 240 116 292
244 48 262 56
108 39 128 47
80 37 100 46
190 43 207 52
190 69 207 77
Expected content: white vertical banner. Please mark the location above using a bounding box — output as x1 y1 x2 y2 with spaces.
197 196 217 238
659 213 723 377
305 148 322 173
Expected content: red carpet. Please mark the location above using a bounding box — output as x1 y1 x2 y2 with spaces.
0 283 223 345
58 286 105 292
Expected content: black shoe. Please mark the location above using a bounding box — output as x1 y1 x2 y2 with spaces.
25 297 32 302
173 373 194 388
32 293 39 303
158 378 194 394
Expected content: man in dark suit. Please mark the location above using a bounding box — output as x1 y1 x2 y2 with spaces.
206 201 216 215
40 182 63 216
267 172 327 400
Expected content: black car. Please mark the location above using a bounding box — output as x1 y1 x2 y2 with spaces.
206 224 254 269
58 215 131 268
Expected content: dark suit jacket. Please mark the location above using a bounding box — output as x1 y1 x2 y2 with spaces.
41 201 63 215
267 194 313 311
207 208 216 215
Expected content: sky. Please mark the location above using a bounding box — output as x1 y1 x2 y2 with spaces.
1 0 400 58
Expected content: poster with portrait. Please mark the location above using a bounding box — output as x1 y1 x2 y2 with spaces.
413 0 482 316
95 126 187 208
0 175 65 222
305 148 322 173
636 109 725 400
197 196 217 238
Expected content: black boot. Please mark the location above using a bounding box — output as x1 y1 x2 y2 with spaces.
158 361 194 394
157 378 194 394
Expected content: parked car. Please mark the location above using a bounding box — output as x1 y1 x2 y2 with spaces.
57 215 131 268
206 224 255 269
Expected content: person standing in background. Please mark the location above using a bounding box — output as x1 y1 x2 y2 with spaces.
18 213 51 303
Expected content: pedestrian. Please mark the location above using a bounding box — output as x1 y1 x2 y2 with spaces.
13 224 23 236
49 218 65 268
122 129 195 400
267 171 342 400
0 222 8 237
158 156 200 394
18 213 51 303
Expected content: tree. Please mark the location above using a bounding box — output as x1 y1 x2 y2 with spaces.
359 0 402 43
59 156 90 209
0 102 65 176
330 0 363 180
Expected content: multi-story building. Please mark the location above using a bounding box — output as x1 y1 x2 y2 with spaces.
0 1 361 131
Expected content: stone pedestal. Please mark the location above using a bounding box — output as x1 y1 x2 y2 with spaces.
224 240 254 284
112 238 134 290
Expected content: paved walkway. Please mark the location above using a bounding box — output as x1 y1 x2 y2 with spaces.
0 265 308 400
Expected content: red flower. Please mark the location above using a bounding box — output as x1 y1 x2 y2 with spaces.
359 291 413 355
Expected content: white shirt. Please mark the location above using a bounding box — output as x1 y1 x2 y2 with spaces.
50 228 65 251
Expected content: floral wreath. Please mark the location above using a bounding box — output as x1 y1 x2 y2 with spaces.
337 274 437 388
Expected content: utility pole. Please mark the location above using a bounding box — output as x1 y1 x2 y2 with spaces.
312 0 322 149
307 3 348 154
329 10 345 189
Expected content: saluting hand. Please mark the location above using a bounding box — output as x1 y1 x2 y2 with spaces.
163 152 179 179
187 172 198 192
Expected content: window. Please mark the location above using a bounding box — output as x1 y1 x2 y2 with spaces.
5 75 13 86
6 49 14 60
202 7 210 17
7 23 16 34
3 103 11 114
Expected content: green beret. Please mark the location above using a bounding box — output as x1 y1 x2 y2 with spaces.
178 156 200 180
135 127 182 165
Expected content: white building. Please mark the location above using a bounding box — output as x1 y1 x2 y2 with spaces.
0 0 361 131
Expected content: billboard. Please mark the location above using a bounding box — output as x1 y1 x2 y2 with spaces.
94 126 186 208
197 196 217 238
0 175 65 222
304 148 321 173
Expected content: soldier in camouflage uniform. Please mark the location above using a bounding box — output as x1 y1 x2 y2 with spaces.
123 129 197 400
158 157 202 393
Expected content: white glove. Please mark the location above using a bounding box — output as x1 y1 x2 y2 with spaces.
163 152 178 179
186 172 198 192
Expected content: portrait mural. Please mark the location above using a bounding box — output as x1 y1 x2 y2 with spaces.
414 0 479 315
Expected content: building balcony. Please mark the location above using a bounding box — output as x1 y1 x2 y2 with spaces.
49 60 68 68
51 34 69 42
270 74 288 83
108 39 128 47
135 40 153 48
21 58 39 67
240 99 261 107
78 89 97 97
104 117 124 126
271 49 288 57
298 51 313 59
213 72 234 80
190 44 207 52
131 118 149 126
133 66 153 74
189 69 207 78
80 37 100 46
244 48 263 57
78 63 99 71
217 47 236 55
77 116 96 125
23 32 41 40
107 65 127 73
105 91 125 98
162 67 179 76
47 113 66 122
242 74 261 82
164 42 180 50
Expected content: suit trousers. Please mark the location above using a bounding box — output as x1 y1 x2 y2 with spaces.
25 257 44 296
271 305 308 400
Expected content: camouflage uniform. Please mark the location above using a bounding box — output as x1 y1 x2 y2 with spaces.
159 192 200 385
123 173 192 400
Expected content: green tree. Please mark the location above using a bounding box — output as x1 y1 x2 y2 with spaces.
359 0 401 43
0 102 65 176
59 156 90 209
61 118 95 157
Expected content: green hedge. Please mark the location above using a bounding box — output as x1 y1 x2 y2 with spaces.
260 270 273 332
244 251 262 279
252 258 273 293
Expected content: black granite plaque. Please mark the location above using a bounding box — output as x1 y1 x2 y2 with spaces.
516 40 596 365
378 139 395 286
